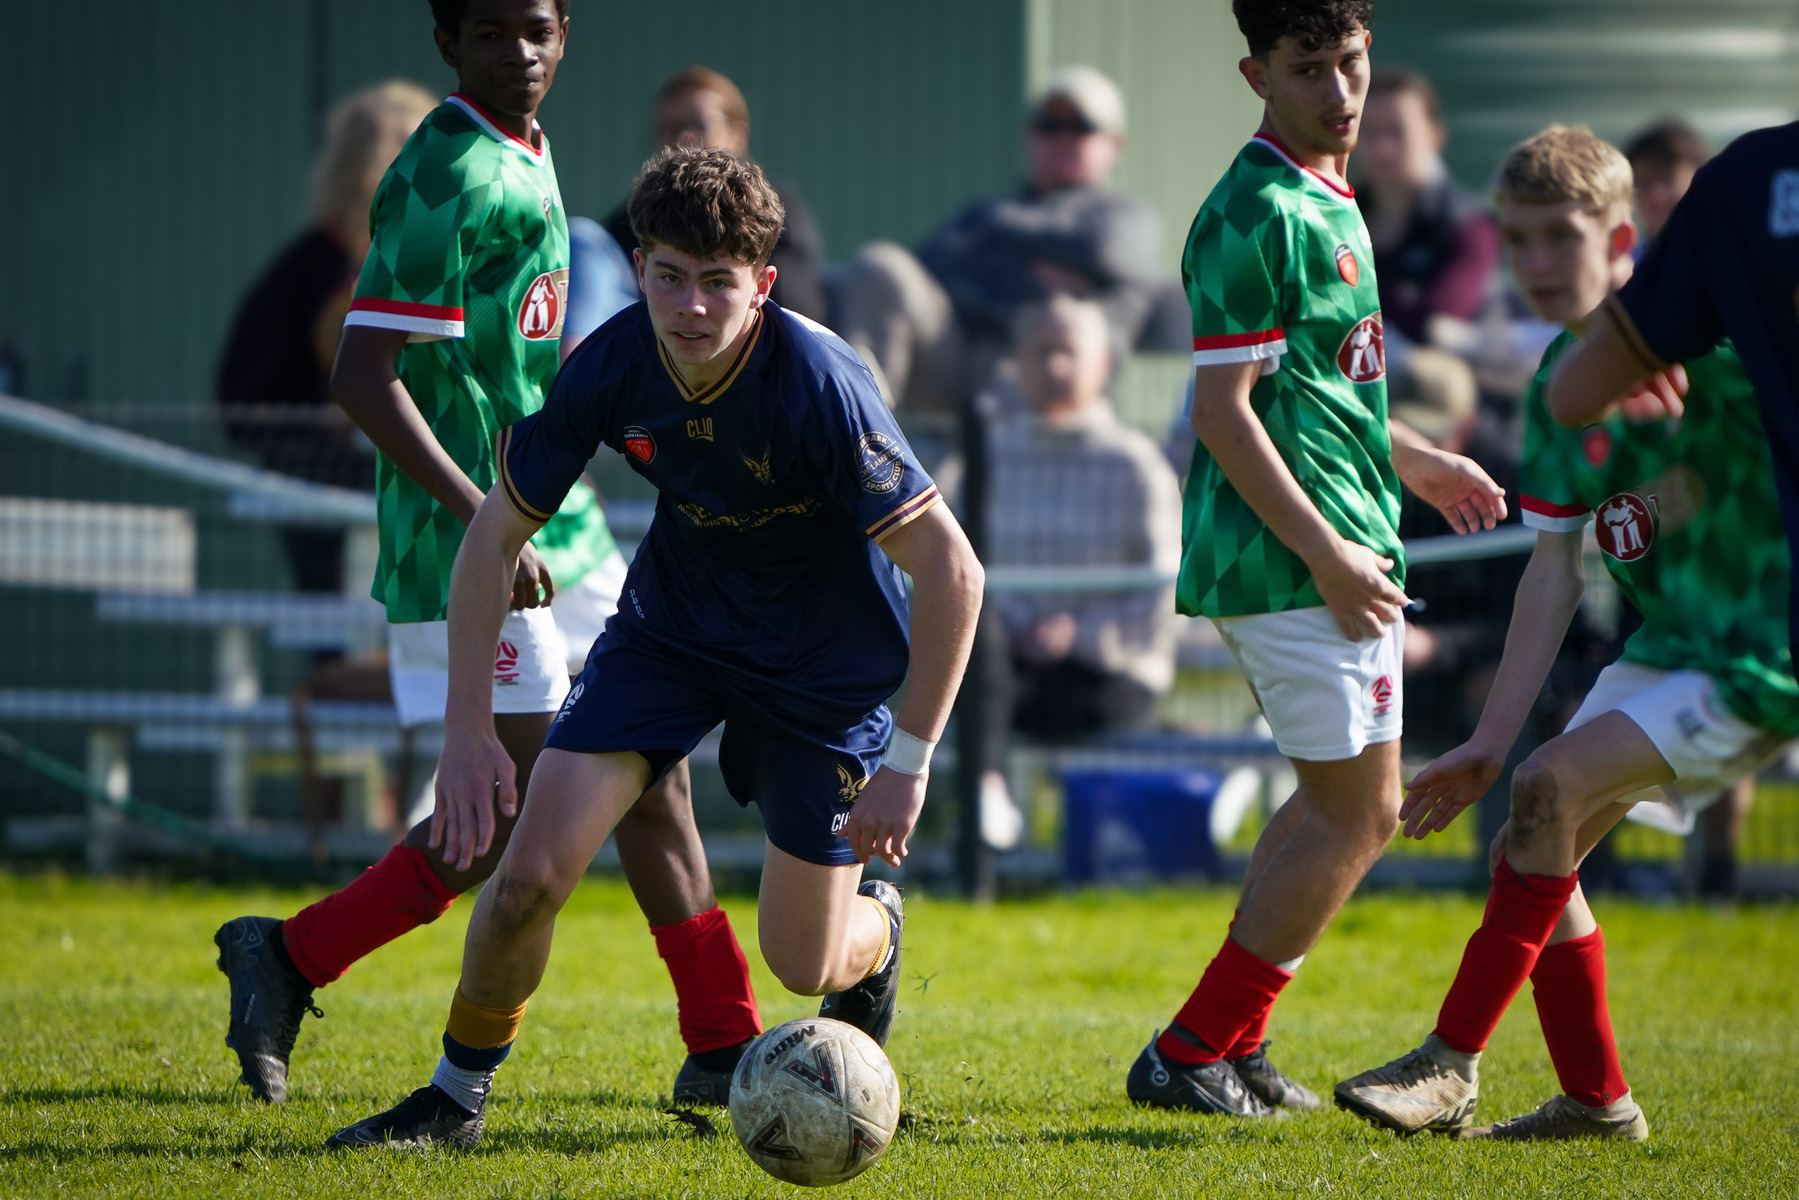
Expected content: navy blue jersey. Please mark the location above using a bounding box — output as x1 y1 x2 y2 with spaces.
1607 121 1799 655
500 301 940 718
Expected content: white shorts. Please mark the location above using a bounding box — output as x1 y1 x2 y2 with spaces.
1567 661 1792 834
1212 606 1404 762
546 552 629 675
387 606 570 729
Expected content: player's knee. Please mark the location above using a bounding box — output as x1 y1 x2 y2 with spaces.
759 936 837 997
1509 759 1563 843
484 860 564 936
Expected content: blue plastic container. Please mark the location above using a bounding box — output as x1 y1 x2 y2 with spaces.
1061 768 1222 884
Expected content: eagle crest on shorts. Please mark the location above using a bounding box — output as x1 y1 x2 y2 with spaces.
836 763 869 804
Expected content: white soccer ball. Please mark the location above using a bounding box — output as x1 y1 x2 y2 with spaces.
728 1017 901 1187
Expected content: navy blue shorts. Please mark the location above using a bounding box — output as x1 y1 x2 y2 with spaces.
543 634 892 866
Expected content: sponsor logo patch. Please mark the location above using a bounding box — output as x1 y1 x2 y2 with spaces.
1594 491 1656 562
1771 169 1799 236
1337 312 1385 384
554 681 583 723
1582 427 1613 469
1371 674 1395 717
623 425 656 464
856 431 906 494
516 268 568 340
1334 241 1359 286
494 640 520 686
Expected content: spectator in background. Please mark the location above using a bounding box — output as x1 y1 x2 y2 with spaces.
1355 69 1495 445
971 295 1182 846
1624 117 1709 243
597 66 826 320
834 66 1169 415
216 80 436 593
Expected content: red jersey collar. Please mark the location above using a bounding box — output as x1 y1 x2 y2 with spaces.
1251 132 1356 202
448 92 546 159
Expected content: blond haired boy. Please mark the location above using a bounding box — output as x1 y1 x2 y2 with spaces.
1333 126 1799 1141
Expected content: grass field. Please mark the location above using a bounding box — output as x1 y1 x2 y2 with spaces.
2 873 1796 1198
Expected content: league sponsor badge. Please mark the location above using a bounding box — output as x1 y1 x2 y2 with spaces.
1371 674 1395 718
1770 170 1799 237
1334 242 1359 287
1337 312 1385 384
623 425 656 464
516 268 569 340
1594 492 1656 562
1582 427 1613 469
855 432 905 495
494 640 520 685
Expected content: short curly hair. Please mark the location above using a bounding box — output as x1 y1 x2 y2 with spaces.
429 0 569 35
627 146 785 266
1232 0 1374 58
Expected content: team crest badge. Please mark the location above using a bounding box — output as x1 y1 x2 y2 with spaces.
1337 312 1385 384
1595 492 1656 562
1582 427 1613 469
835 763 869 804
516 268 569 340
623 425 656 464
855 432 905 495
1334 242 1359 286
1371 674 1395 718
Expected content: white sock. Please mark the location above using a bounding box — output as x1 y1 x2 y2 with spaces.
1274 954 1304 972
1422 1032 1482 1082
430 1056 497 1113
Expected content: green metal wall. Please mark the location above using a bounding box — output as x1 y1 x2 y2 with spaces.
1369 0 1799 196
4 0 1797 411
0 0 1028 408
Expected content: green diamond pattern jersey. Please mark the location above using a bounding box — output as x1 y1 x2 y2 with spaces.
346 93 610 622
1178 134 1402 619
1521 334 1799 737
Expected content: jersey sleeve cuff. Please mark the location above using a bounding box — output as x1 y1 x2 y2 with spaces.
1192 329 1287 370
866 485 941 542
1599 295 1667 374
346 298 466 341
1521 495 1592 533
497 428 555 525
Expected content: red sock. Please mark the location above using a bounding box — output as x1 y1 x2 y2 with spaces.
1531 928 1629 1107
281 843 457 987
1158 935 1293 1065
651 906 762 1055
1432 858 1578 1054
1227 1004 1274 1059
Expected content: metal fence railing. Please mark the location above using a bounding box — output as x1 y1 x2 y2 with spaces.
1 393 1792 897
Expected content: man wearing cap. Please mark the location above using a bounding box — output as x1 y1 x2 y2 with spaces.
834 66 1166 414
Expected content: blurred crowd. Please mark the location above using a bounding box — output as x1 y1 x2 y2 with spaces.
216 63 1744 885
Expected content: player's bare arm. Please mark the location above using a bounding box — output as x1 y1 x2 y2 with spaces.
1545 305 1689 427
1402 529 1585 838
331 325 552 610
431 489 544 869
1190 358 1405 641
845 504 983 868
1387 418 1507 534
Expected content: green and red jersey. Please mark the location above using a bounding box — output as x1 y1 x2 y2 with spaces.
1521 334 1799 736
1178 134 1402 618
345 93 612 622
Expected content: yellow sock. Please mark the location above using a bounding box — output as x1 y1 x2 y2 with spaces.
446 986 529 1050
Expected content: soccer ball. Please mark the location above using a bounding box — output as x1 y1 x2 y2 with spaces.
728 1017 901 1187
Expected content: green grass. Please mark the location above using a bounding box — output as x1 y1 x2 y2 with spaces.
2 873 1796 1198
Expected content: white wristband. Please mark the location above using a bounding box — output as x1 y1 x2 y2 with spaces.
883 728 935 776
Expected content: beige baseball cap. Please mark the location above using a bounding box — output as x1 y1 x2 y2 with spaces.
1032 65 1127 136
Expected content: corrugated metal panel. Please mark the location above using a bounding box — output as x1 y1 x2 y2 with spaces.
2 0 1028 407
1370 0 1799 194
1027 0 1263 273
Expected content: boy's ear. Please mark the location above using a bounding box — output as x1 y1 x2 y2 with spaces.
1609 220 1638 261
1238 55 1271 100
